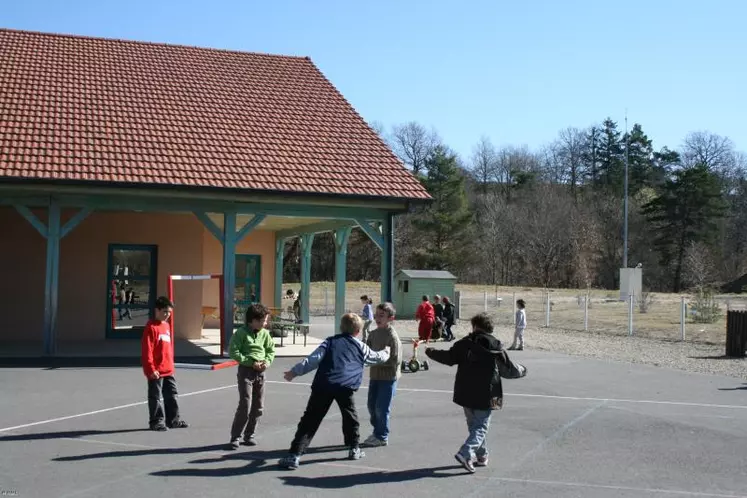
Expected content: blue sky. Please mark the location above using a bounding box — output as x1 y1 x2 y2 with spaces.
4 0 746 161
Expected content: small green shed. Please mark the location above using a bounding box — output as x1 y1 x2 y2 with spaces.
393 269 458 319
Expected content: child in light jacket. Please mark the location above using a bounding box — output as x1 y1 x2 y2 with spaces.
509 299 526 350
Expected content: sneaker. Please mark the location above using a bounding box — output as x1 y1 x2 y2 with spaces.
228 439 240 450
242 436 257 446
348 447 365 460
475 456 489 467
362 434 388 447
279 454 300 470
454 453 475 473
150 423 168 432
168 420 189 429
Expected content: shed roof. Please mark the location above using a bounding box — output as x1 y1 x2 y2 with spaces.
396 270 457 280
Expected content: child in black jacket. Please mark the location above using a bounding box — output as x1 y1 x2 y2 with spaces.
425 313 502 473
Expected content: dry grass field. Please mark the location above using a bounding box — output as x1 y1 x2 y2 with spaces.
282 281 747 345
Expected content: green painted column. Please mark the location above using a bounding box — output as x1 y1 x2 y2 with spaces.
333 227 352 332
222 211 237 354
300 233 314 324
380 214 394 303
43 199 61 356
274 237 285 309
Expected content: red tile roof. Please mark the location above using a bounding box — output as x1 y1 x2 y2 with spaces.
0 29 430 200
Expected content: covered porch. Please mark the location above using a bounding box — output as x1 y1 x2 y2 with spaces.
0 185 397 358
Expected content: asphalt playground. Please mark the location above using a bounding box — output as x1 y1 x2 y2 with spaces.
1 344 746 498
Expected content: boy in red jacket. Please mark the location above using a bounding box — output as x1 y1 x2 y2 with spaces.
141 296 188 431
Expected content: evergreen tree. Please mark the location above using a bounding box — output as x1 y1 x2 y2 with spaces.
642 164 727 291
411 146 473 271
596 118 625 191
622 123 655 194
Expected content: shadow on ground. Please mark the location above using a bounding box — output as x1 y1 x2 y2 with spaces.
0 428 146 442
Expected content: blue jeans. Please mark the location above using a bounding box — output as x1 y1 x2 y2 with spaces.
458 407 492 460
367 379 397 441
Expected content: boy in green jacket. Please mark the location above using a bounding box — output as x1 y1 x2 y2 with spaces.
227 303 276 449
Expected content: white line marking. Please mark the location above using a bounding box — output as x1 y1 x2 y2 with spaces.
510 401 607 470
266 381 747 410
54 438 747 498
0 384 234 433
3 380 746 434
60 437 155 449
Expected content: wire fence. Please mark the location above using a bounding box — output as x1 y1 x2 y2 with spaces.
455 288 747 344
283 282 747 345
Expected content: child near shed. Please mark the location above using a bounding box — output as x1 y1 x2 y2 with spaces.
415 295 435 343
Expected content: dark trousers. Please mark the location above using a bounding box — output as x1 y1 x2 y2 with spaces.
230 365 265 441
289 387 359 456
147 376 180 427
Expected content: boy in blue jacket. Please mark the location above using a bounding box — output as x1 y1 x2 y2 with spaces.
279 313 391 470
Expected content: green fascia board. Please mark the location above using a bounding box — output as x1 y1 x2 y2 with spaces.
16 193 392 220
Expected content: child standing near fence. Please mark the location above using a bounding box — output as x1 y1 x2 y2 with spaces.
360 295 374 342
509 299 526 351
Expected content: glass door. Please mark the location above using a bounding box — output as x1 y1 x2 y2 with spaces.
106 244 158 338
233 254 261 326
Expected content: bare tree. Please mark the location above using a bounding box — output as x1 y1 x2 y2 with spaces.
390 122 440 175
470 136 499 194
682 131 736 172
477 192 520 285
555 127 587 202
517 185 574 287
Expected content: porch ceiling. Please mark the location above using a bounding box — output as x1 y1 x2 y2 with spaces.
205 213 328 232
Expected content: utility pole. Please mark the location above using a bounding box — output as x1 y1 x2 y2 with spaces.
623 110 629 269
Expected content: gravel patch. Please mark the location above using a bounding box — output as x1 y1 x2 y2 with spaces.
391 320 747 380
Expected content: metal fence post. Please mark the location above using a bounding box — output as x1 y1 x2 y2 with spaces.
680 296 686 341
584 294 589 331
455 290 462 320
628 294 634 336
484 291 488 312
324 287 329 315
512 292 516 325
545 291 550 327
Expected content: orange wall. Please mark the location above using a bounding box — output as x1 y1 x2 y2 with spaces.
0 207 46 341
0 208 205 341
200 229 276 327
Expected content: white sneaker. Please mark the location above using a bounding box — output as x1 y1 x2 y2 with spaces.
362 434 388 447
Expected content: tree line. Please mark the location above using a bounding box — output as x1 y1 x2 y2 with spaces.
283 119 747 294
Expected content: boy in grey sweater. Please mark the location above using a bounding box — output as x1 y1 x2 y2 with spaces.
363 302 402 447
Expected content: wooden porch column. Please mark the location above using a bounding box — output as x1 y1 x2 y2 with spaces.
274 237 285 309
299 233 314 324
14 199 91 355
221 211 237 355
333 227 352 332
380 214 394 303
